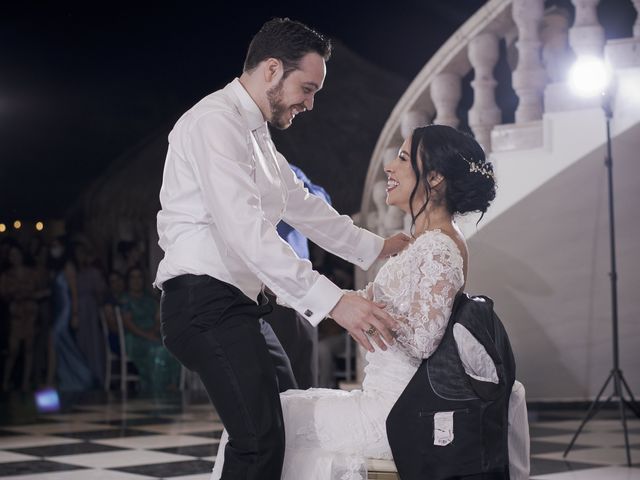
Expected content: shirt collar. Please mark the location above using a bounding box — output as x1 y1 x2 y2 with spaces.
227 78 267 131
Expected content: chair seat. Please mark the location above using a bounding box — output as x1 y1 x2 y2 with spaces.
366 458 399 480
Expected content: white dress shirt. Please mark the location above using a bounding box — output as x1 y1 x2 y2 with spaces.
155 78 383 326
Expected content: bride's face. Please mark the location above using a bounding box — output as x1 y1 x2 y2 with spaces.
384 136 425 213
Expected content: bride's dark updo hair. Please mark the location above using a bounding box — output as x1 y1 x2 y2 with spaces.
408 124 496 228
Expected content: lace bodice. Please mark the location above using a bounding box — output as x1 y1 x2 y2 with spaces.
358 230 465 359
211 230 472 480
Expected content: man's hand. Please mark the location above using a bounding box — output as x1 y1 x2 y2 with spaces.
329 293 398 352
378 232 412 259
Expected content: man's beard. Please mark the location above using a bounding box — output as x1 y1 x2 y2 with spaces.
266 78 290 130
267 78 306 130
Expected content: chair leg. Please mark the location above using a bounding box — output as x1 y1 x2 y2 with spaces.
120 358 127 393
104 357 111 392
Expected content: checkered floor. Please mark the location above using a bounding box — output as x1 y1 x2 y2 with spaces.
0 392 639 479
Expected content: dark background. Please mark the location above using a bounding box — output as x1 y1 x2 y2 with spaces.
0 0 635 220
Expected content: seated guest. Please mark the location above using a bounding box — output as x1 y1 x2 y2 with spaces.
121 267 179 392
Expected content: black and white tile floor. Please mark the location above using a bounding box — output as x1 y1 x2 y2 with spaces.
0 393 638 479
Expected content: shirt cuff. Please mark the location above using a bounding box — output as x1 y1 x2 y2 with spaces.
353 230 384 271
292 275 343 327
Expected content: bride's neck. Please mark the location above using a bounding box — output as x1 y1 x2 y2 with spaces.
413 204 452 237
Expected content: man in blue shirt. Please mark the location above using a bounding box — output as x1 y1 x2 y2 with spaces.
261 164 332 390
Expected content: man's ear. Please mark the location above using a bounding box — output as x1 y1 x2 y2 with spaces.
263 58 283 84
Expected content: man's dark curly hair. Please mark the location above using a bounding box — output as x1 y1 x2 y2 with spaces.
243 18 332 77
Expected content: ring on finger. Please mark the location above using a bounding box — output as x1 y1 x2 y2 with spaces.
365 326 377 336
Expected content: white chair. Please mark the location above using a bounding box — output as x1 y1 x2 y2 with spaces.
100 305 140 393
99 307 117 392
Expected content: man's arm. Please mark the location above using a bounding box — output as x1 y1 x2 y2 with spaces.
183 111 343 326
278 154 410 268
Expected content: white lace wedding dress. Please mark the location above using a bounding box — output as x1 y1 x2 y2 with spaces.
211 230 465 480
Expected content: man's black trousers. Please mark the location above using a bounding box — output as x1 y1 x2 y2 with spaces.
160 274 285 480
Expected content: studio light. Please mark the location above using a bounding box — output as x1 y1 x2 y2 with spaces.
36 221 44 231
13 220 21 230
568 55 612 97
563 54 639 466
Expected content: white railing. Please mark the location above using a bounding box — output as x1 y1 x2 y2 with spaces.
357 0 640 285
352 0 640 391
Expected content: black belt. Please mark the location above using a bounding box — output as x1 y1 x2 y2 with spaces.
162 274 213 292
162 275 273 315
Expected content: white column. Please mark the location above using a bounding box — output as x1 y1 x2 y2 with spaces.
468 32 501 152
541 7 572 82
569 0 604 56
431 73 462 128
400 110 430 139
512 0 546 122
382 146 398 167
633 0 640 38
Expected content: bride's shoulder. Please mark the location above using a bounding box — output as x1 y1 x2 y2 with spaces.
414 229 462 253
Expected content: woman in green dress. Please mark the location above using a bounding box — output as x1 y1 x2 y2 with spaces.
121 266 179 392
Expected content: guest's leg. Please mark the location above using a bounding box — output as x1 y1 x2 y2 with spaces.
292 313 318 388
318 334 345 388
21 336 34 392
161 278 284 480
259 319 298 392
263 297 317 389
2 330 19 391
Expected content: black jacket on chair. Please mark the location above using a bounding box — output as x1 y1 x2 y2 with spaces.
386 293 516 480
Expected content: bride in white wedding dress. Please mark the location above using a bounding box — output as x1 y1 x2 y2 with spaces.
211 125 528 480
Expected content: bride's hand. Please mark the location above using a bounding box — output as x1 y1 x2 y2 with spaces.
329 293 398 353
378 232 412 259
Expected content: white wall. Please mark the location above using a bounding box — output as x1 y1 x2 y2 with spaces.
462 101 640 400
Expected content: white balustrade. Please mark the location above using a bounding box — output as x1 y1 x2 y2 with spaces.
400 110 430 139
431 73 462 127
541 6 572 82
468 32 501 152
569 0 605 56
512 0 546 122
382 146 398 167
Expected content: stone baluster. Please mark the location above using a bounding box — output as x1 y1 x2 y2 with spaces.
468 32 501 152
633 1 640 38
569 0 604 56
400 110 430 139
382 146 398 167
431 73 462 127
512 0 546 123
541 7 572 82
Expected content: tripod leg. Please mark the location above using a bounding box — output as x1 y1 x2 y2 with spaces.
614 373 632 466
619 374 640 418
563 372 613 458
564 372 613 457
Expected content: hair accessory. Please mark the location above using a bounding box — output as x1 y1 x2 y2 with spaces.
459 154 494 179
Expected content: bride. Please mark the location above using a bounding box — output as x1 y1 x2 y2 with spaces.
211 125 528 480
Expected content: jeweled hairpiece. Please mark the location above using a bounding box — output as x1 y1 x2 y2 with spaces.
459 154 494 179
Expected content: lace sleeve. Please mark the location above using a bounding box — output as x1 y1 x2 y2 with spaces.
393 235 464 359
353 282 374 301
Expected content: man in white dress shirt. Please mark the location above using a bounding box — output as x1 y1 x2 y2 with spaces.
155 18 410 479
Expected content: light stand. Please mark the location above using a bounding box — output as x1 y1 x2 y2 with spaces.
563 83 640 467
